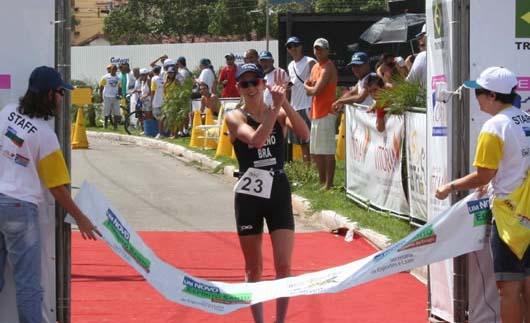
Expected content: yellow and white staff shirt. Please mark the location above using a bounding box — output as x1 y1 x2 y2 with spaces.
0 104 70 204
151 74 165 108
99 73 121 98
473 106 530 196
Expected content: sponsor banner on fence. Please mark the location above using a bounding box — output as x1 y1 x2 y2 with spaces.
74 181 489 315
345 105 409 216
406 111 428 223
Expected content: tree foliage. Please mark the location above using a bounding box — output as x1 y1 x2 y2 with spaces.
103 0 387 44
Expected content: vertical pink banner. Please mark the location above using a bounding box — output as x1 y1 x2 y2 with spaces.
0 75 11 89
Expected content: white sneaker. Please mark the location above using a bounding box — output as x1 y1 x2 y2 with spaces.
155 134 161 139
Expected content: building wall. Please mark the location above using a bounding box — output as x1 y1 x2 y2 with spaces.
72 0 126 45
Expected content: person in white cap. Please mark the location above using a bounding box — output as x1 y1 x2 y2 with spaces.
436 67 529 323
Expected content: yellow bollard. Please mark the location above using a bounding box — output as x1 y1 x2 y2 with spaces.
204 108 217 149
215 118 233 158
292 144 303 161
335 113 345 160
189 111 202 148
72 107 89 149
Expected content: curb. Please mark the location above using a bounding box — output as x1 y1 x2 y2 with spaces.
87 131 427 284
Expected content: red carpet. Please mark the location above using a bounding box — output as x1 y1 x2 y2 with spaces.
72 232 427 323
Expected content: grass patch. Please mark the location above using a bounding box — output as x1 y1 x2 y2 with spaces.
87 126 413 242
285 160 414 242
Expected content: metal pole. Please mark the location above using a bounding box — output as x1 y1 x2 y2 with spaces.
451 0 470 321
55 0 72 321
266 0 270 51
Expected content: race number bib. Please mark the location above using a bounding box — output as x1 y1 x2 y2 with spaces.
234 168 273 199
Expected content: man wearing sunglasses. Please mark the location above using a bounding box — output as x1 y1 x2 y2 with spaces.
0 66 100 323
304 38 338 189
436 67 530 323
286 36 315 163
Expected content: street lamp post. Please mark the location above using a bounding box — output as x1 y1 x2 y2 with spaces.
265 0 270 51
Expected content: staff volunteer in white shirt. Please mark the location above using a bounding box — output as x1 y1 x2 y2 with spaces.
436 67 530 323
0 66 99 323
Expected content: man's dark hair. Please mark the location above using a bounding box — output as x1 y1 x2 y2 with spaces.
18 89 56 120
475 87 518 104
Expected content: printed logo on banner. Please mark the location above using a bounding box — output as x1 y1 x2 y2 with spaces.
182 276 252 304
516 1 530 38
350 124 370 162
431 75 448 136
103 209 152 272
374 132 402 173
467 199 491 227
432 0 444 39
399 224 437 251
287 273 340 294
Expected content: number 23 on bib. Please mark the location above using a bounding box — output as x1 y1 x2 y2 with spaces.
234 168 273 199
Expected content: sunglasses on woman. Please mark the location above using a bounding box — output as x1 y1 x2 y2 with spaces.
54 88 65 97
238 79 262 89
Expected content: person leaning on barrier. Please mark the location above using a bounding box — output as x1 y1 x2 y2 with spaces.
0 66 100 323
364 73 389 133
436 67 530 323
332 51 374 113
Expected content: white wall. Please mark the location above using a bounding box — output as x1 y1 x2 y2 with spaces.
0 1 57 322
72 40 279 84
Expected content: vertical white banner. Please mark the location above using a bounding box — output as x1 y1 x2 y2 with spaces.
466 0 528 321
405 112 428 223
426 0 455 321
345 106 409 216
0 1 56 322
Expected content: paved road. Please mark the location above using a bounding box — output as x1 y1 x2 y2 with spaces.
71 137 321 232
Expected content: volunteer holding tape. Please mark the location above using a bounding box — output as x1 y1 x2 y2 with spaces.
225 63 309 323
0 66 100 323
436 67 530 323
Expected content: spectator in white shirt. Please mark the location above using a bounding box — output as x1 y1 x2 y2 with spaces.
196 58 216 94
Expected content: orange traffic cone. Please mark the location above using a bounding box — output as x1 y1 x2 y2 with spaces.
189 111 202 148
72 107 89 149
335 113 345 160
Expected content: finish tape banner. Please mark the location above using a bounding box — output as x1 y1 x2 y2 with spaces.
74 181 489 315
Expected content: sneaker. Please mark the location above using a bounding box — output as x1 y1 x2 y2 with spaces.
155 134 161 139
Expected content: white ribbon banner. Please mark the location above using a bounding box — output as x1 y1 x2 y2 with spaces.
74 181 490 315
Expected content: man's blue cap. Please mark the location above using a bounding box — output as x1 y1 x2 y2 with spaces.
285 36 303 46
259 51 274 61
347 52 369 67
28 66 73 93
236 63 264 80
199 58 211 66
